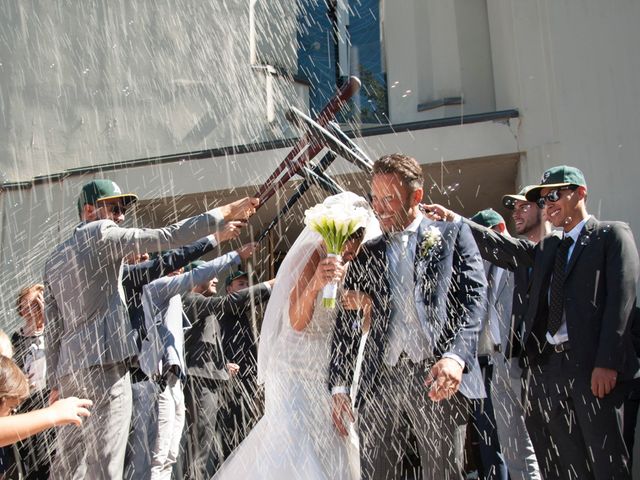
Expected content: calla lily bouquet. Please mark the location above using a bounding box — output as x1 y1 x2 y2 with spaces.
304 197 370 308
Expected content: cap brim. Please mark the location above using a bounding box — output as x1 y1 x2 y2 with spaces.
524 182 572 201
97 194 139 206
501 194 527 209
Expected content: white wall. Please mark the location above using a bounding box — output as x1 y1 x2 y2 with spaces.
0 1 301 182
487 0 640 241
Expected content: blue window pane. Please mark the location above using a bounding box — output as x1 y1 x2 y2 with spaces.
297 0 388 125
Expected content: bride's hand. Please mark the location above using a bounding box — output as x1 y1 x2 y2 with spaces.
341 291 372 311
310 256 345 291
341 290 373 332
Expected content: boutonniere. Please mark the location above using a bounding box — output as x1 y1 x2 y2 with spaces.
420 226 442 258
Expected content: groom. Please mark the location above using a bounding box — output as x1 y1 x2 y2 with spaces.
330 154 486 480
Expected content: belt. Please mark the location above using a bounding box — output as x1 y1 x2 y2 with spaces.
550 341 571 353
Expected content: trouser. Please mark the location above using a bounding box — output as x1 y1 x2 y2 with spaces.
218 376 262 459
471 359 508 480
358 357 471 480
50 362 132 480
183 377 225 480
525 350 630 480
150 372 185 480
490 356 540 480
124 377 160 480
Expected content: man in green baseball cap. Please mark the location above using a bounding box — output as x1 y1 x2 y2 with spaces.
44 177 259 478
502 185 550 243
470 208 506 232
524 165 587 205
225 270 249 293
77 179 139 223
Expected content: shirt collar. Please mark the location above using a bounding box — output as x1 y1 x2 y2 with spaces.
564 215 591 243
403 213 424 234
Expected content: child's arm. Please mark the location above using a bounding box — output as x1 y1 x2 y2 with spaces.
0 397 92 447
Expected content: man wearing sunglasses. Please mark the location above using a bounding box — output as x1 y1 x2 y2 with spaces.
518 166 639 479
427 166 639 478
43 179 258 479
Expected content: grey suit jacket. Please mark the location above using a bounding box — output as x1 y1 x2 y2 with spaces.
44 209 224 388
478 262 514 356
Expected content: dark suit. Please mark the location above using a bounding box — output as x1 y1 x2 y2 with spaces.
122 235 217 350
330 217 486 480
122 236 220 480
464 216 639 479
182 284 271 480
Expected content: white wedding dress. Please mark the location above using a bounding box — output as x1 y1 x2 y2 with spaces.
213 193 377 480
212 290 359 480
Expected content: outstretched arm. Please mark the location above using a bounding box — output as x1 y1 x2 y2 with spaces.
190 280 274 321
425 203 537 270
0 397 92 447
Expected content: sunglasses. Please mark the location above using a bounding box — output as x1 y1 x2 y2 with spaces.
536 186 577 209
99 203 127 215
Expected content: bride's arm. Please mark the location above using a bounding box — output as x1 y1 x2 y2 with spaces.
288 252 344 332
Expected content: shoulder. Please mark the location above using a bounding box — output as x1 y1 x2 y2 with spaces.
591 219 632 235
590 219 637 248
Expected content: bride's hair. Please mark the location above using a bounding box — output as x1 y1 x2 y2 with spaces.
348 227 365 241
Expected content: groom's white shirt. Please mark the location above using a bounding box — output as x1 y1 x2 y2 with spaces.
331 213 464 396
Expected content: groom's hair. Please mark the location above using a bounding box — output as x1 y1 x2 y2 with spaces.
373 154 423 191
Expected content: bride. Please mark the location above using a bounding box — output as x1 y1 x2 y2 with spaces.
212 192 380 480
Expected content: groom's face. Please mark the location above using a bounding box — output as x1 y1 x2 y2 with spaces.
371 173 419 233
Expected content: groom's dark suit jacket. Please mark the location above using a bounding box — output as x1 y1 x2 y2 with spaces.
461 216 639 378
329 218 487 406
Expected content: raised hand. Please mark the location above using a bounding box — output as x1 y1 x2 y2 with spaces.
424 357 463 401
214 221 246 243
310 256 345 291
237 242 258 261
48 397 93 426
226 363 240 377
421 203 457 222
219 197 259 222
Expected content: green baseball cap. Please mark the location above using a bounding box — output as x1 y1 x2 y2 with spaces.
225 270 248 287
470 208 505 229
502 185 536 210
525 165 587 202
77 179 138 214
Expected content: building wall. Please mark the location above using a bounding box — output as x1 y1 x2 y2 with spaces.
1 0 639 328
0 0 302 182
487 0 640 239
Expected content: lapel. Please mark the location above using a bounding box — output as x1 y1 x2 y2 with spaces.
413 217 442 281
565 216 598 277
539 234 562 286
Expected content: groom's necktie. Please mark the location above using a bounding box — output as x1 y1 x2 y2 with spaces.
385 231 431 365
547 236 574 336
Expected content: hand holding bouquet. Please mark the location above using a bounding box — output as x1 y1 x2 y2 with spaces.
304 196 370 308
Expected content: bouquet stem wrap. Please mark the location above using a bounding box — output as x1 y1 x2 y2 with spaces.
323 253 340 308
